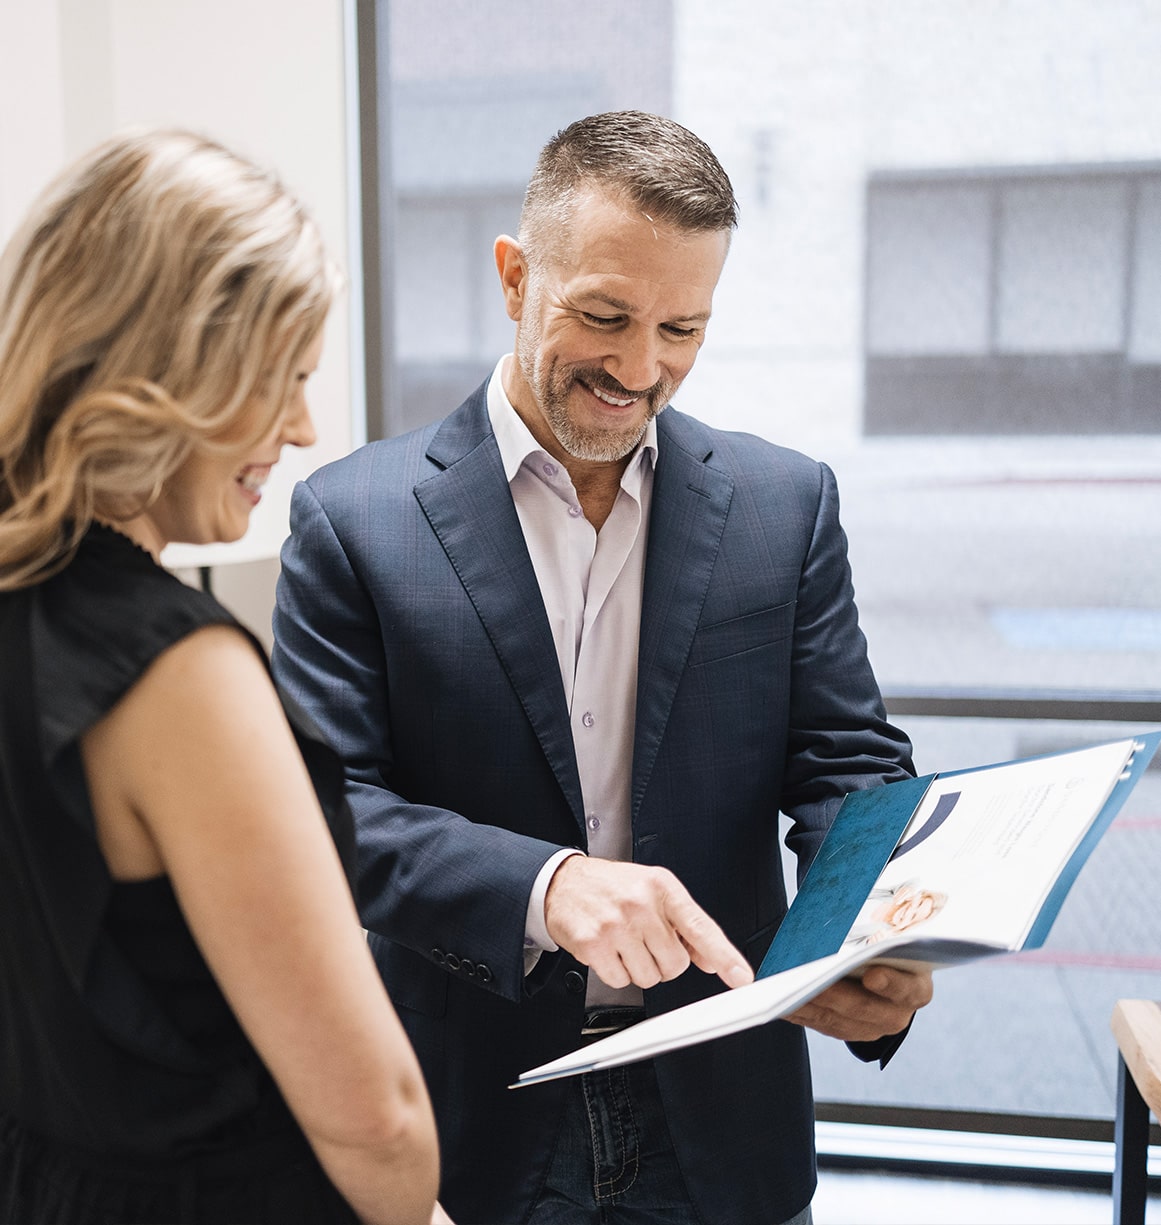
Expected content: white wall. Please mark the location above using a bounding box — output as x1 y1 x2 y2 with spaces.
0 0 356 641
0 2 67 238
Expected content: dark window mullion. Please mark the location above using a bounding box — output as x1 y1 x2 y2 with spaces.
1122 174 1141 358
986 181 1003 355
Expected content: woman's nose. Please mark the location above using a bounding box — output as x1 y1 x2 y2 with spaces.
282 393 318 448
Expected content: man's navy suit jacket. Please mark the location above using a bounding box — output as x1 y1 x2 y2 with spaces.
272 383 914 1225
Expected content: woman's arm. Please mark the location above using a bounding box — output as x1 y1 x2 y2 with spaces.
81 624 441 1225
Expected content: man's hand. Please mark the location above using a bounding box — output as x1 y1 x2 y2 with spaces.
784 965 934 1043
543 856 753 991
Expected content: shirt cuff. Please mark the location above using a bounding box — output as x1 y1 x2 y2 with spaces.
523 848 584 975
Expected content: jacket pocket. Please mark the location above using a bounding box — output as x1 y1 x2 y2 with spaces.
743 920 782 972
687 601 795 668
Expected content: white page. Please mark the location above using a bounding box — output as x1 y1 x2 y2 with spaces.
516 945 868 1086
853 738 1134 952
516 737 1140 1088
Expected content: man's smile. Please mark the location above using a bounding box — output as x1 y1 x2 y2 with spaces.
588 384 639 408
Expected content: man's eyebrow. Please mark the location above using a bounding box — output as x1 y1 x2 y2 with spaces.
575 290 711 323
574 291 634 312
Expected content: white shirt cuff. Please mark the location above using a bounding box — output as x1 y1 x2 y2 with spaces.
523 848 584 974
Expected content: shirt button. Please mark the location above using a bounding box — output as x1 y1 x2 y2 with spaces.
564 969 585 994
588 815 601 830
581 711 595 728
568 504 583 518
542 462 557 476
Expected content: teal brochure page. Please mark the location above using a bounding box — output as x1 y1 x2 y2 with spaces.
757 731 1160 980
757 773 934 978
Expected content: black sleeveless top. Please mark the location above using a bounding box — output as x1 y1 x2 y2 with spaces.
0 524 359 1223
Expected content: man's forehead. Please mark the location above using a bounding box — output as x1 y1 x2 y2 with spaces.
540 204 729 305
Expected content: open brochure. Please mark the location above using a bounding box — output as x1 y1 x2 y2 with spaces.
515 733 1160 1087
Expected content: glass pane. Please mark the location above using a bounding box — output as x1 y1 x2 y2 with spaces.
375 0 1161 1140
396 197 520 363
1130 179 1161 362
838 452 1161 695
395 202 474 359
996 179 1128 353
866 184 992 355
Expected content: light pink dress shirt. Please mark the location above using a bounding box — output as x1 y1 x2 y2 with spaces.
486 356 656 1007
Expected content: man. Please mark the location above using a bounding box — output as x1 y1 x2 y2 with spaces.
273 111 932 1225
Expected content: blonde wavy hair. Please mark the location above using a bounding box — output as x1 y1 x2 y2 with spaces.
0 127 338 589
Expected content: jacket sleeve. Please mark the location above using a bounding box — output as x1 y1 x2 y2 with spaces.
271 474 565 1004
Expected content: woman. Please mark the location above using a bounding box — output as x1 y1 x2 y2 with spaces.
0 129 449 1224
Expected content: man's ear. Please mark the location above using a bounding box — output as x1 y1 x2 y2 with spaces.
494 235 527 322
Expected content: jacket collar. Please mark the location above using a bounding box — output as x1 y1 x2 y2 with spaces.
416 388 734 827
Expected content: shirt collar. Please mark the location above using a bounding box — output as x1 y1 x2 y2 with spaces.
486 354 658 487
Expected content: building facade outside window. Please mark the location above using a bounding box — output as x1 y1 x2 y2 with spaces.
866 164 1161 434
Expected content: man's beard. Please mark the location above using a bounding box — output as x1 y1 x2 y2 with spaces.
518 343 674 463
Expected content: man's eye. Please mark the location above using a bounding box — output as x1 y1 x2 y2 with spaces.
664 325 697 338
583 313 620 326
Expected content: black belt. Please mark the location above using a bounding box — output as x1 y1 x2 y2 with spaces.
579 1007 646 1044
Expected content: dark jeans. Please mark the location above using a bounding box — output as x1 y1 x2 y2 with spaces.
526 1060 812 1225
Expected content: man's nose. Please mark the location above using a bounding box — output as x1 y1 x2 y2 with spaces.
604 332 663 393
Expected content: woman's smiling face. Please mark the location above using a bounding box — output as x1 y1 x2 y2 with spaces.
132 330 324 556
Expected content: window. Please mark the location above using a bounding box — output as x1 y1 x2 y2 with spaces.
358 0 1161 1161
866 166 1161 433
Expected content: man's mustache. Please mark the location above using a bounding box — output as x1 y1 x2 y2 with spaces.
575 369 668 402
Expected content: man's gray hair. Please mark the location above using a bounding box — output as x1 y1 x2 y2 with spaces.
518 110 737 266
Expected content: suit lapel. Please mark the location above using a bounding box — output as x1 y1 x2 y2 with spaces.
633 411 734 818
414 393 585 829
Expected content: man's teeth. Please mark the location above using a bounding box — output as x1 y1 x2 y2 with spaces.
591 385 637 407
